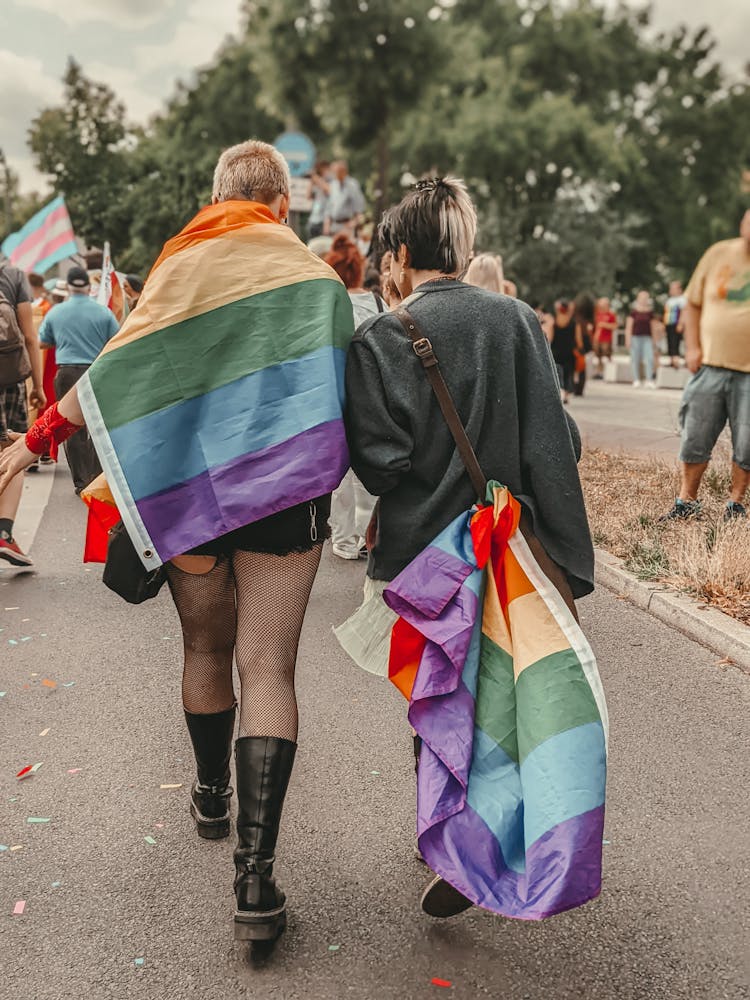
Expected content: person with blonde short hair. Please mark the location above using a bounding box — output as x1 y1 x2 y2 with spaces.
464 252 505 293
0 138 352 946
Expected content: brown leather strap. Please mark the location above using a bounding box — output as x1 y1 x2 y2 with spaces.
395 306 487 501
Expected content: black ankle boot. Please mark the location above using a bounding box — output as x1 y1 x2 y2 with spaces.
184 706 236 839
233 736 296 942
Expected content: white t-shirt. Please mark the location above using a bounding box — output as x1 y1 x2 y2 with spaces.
349 291 384 329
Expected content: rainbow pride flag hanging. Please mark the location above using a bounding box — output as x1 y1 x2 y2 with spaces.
78 201 354 568
382 483 607 920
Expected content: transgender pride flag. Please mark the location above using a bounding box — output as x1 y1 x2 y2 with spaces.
1 196 78 273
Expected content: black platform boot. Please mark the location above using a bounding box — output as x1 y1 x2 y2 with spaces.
233 736 296 942
184 705 236 839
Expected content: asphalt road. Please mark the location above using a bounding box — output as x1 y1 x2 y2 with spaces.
2 466 748 1000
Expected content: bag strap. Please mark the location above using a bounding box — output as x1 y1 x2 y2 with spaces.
394 305 487 501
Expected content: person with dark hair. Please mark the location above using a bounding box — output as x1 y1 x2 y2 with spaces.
38 266 119 493
123 274 143 310
342 177 593 917
543 299 582 404
324 233 382 559
572 292 596 397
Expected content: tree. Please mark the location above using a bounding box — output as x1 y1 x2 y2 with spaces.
28 58 134 253
114 40 283 272
244 0 453 215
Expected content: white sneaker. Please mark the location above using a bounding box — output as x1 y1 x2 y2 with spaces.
632 380 642 388
646 381 657 390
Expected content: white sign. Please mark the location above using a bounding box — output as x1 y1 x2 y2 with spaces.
289 176 313 214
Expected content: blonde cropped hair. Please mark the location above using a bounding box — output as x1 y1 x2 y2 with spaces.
379 176 477 274
464 253 505 293
212 140 291 204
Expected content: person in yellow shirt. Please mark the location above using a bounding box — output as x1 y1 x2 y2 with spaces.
662 210 750 521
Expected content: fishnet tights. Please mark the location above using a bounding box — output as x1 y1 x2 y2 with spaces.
166 547 322 741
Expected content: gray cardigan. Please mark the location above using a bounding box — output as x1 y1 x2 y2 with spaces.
344 280 594 598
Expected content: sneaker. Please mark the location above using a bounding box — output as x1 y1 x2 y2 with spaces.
27 461 40 473
645 380 657 389
658 498 702 523
421 875 474 918
39 453 53 465
0 536 33 567
724 501 747 522
632 380 642 388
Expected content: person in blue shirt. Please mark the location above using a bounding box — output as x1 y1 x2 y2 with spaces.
39 266 119 492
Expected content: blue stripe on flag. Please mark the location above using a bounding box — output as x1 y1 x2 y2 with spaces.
109 345 346 501
520 721 606 849
466 726 526 874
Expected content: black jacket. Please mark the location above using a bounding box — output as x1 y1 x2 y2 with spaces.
344 280 594 598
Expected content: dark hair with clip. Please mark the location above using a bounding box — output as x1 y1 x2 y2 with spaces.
378 176 477 274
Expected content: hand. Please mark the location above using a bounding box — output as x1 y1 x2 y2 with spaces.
29 386 47 410
0 435 38 494
686 346 702 374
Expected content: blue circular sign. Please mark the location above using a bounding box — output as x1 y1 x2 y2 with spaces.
274 131 316 178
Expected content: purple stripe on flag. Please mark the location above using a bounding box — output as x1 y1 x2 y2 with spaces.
135 419 348 561
412 690 477 826
419 801 604 920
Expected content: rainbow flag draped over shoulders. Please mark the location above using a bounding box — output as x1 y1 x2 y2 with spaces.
383 483 607 920
79 201 353 569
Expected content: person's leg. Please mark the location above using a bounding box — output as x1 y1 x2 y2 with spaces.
0 386 32 566
727 371 750 512
330 470 360 559
166 555 237 838
643 339 655 383
663 367 727 519
231 545 322 941
630 338 643 383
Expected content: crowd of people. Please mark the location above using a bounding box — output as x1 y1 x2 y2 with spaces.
0 138 747 947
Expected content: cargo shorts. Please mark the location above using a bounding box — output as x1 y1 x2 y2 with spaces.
679 365 750 470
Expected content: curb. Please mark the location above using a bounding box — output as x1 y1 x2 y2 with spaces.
594 549 750 674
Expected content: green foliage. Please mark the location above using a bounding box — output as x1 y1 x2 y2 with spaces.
28 58 134 253
17 1 750 292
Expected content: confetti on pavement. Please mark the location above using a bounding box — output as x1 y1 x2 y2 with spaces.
13 901 25 915
0 845 7 851
602 839 611 845
27 817 50 824
67 768 81 775
134 958 145 967
39 728 50 737
16 765 33 779
41 679 57 689
159 783 182 789
4 607 19 611
431 979 453 989
8 640 18 646
144 836 157 845
62 682 76 688
328 944 340 952
9 846 23 852
51 881 61 888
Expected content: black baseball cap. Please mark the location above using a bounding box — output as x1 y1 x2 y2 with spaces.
66 266 90 288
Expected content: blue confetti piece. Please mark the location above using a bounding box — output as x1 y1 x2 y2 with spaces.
51 881 61 888
134 958 145 967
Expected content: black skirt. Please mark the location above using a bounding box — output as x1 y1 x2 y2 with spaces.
188 495 332 558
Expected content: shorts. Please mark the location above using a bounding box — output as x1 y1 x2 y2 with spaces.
666 324 682 358
679 366 750 470
0 382 28 443
595 338 612 359
188 495 332 557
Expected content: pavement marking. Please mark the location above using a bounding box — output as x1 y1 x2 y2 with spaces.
14 463 57 555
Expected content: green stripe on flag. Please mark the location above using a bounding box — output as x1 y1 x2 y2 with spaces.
515 648 601 763
88 278 352 430
475 634 518 763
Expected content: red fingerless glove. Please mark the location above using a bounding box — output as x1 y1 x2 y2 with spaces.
25 404 83 461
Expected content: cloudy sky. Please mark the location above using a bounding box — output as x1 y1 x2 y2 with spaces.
1 0 748 193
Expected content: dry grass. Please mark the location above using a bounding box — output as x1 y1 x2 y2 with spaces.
580 446 750 625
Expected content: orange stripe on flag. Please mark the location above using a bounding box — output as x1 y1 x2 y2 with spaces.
388 617 426 700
